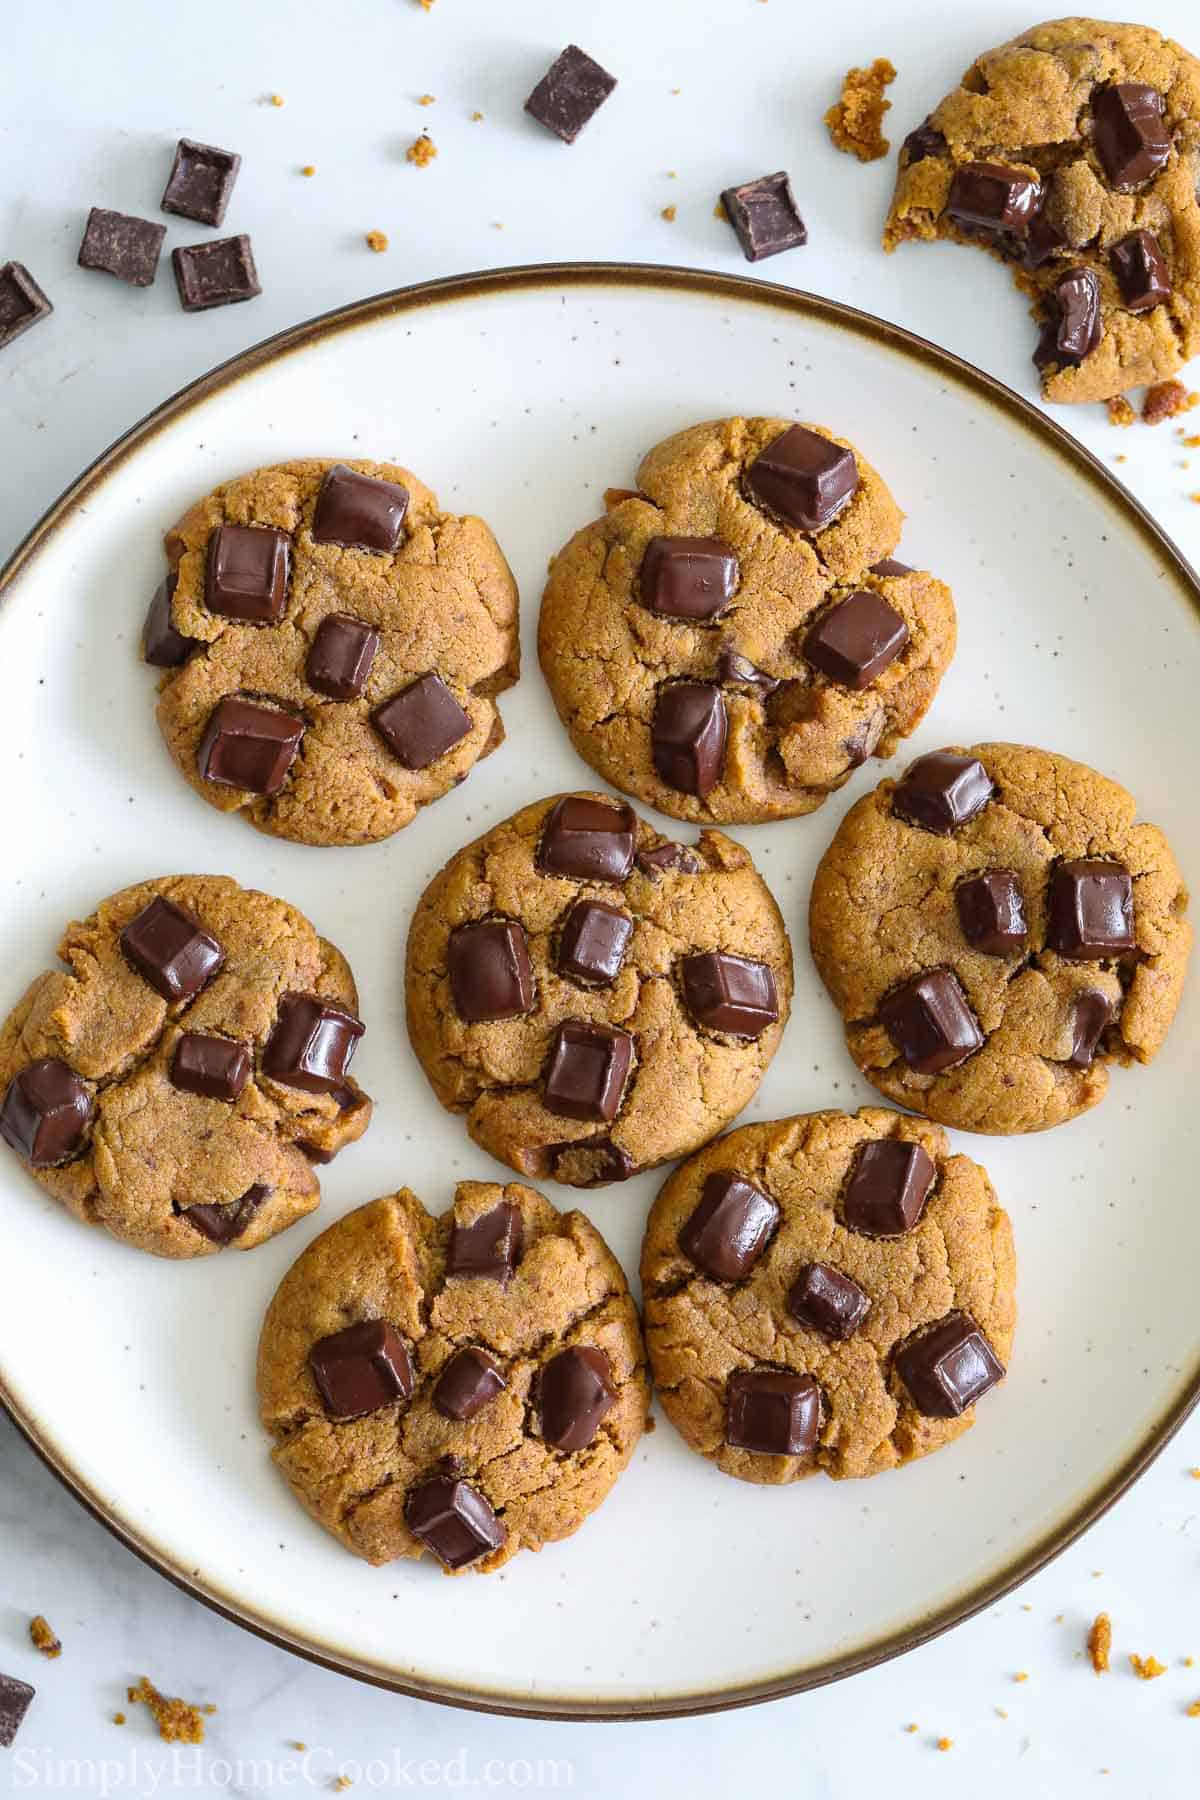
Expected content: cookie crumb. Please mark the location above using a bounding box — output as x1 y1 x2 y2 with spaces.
1114 453 1127 463
1021 1603 1033 1612
269 94 285 108
1143 380 1196 425
995 1707 1009 1719
127 1676 209 1745
1182 438 1200 451
1106 395 1136 428
904 1722 918 1733
418 94 436 106
407 134 437 168
661 205 677 222
936 1736 953 1752
112 1712 126 1726
1088 1613 1112 1675
713 199 727 221
471 111 484 122
29 1616 61 1660
417 0 435 9
1187 1700 1200 1718
1130 1653 1167 1681
1013 1671 1029 1683
824 58 896 162
1054 1614 1065 1624
365 230 389 253
1185 1657 1195 1668
300 165 316 177
290 1740 307 1751
333 1780 352 1793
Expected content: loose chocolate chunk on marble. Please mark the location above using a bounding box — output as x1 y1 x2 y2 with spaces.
172 236 260 311
433 1346 507 1422
1110 229 1171 311
263 992 364 1094
720 171 807 261
406 1474 506 1569
372 673 470 769
447 1200 524 1283
726 1369 820 1455
716 644 782 695
205 524 290 622
557 900 632 985
78 207 166 286
448 919 534 1022
946 161 1041 236
902 118 946 163
879 969 984 1074
311 463 410 552
0 261 52 350
652 683 727 797
0 1059 92 1168
540 1345 615 1451
681 951 778 1037
1092 83 1171 192
640 535 739 619
310 1318 413 1420
745 424 858 531
525 43 617 143
1069 990 1112 1068
789 1262 871 1340
120 896 224 1001
197 695 304 794
1022 205 1068 271
1035 267 1102 368
0 1673 35 1748
869 557 912 577
181 1182 268 1245
551 1137 637 1185
956 869 1027 956
538 795 637 882
1047 860 1135 960
143 574 198 667
843 1137 935 1236
161 137 242 226
543 1021 634 1122
680 1169 780 1281
804 589 909 689
170 1033 251 1101
306 612 380 699
895 1312 1004 1417
636 840 700 878
893 750 994 834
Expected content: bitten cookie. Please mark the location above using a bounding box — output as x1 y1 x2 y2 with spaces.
257 1181 649 1573
538 417 956 824
405 791 793 1187
810 742 1192 1134
0 876 371 1257
882 18 1200 404
641 1108 1015 1484
146 459 519 847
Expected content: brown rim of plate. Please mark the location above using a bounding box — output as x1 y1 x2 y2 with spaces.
0 263 1197 1721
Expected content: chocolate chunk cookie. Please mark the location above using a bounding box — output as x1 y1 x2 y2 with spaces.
883 18 1200 404
257 1180 649 1572
147 459 519 846
810 742 1192 1134
641 1108 1015 1484
0 876 371 1256
537 418 956 824
405 791 793 1186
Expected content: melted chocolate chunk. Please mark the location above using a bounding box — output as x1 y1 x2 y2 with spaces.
636 840 700 878
804 589 909 689
406 1474 506 1568
843 1137 935 1236
181 1183 267 1245
878 969 984 1074
446 1201 524 1283
726 1369 820 1455
893 751 994 834
524 43 617 144
306 613 380 699
680 951 778 1037
540 1345 615 1451
1047 860 1135 960
120 896 224 1001
1035 267 1102 367
744 424 858 531
788 1263 871 1340
543 1022 634 1122
0 1673 35 1748
1069 991 1113 1068
311 463 409 553
679 1169 780 1281
197 696 304 794
0 1059 92 1168
895 1312 1004 1417
557 900 632 985
902 119 946 164
1110 229 1171 311
651 682 727 797
372 673 471 769
263 992 364 1093
721 171 808 261
716 644 782 695
143 574 197 667
433 1346 507 1422
170 1033 250 1101
161 137 242 227
946 161 1041 236
172 236 260 311
640 536 738 619
1022 205 1068 270
869 557 912 577
538 795 636 883
205 524 290 623
550 1137 637 1186
1092 83 1171 192
956 869 1028 956
447 919 534 1022
0 261 52 350
310 1320 412 1420
78 207 165 286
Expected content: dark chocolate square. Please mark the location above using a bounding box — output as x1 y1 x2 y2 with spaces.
543 1021 633 1122
788 1263 871 1340
78 208 166 286
143 574 198 667
878 968 983 1074
0 1059 92 1169
842 1137 935 1236
556 900 632 985
0 261 52 351
447 919 534 1022
197 696 304 794
432 1346 507 1421
309 1319 413 1420
639 536 738 620
680 951 779 1038
372 673 471 769
1047 860 1135 960
892 751 994 834
537 796 636 882
161 137 242 227
311 464 409 553
539 1345 615 1451
170 1033 251 1101
205 525 290 623
956 869 1028 956
726 1369 820 1455
804 590 909 689
263 992 364 1094
744 424 858 532
306 613 380 699
120 896 224 1002
894 1312 1004 1417
651 682 727 797
180 1183 268 1246
405 1475 506 1568
721 171 807 262
525 44 617 144
447 1200 525 1283
172 236 261 312
679 1170 780 1281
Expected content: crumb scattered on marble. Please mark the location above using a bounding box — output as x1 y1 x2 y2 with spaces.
1107 395 1136 428
824 58 896 162
127 1676 209 1745
1130 1653 1167 1681
996 1707 1009 1719
1021 1604 1033 1612
290 1741 307 1751
661 205 677 222
1114 453 1127 462
1143 380 1197 426
936 1737 953 1752
1054 1614 1065 1624
29 1616 61 1659
713 199 727 221
300 165 316 177
333 1779 352 1793
269 94 285 108
1013 1671 1029 1683
112 1713 126 1727
407 134 437 168
418 94 436 106
471 111 484 122
1182 437 1200 450
1187 1700 1200 1718
904 1722 918 1733
365 230 389 253
1185 1657 1195 1668
1088 1613 1112 1675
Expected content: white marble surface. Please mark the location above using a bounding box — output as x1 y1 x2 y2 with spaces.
1 1 1198 1793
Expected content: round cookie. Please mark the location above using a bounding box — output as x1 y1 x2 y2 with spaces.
810 742 1192 1134
641 1108 1016 1484
0 875 371 1257
146 459 519 847
537 417 956 824
405 791 794 1186
257 1180 649 1573
882 18 1200 404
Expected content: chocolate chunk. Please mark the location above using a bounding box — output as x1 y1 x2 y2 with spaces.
0 261 52 350
636 840 700 878
640 536 738 619
433 1346 507 1422
538 795 637 883
680 1170 780 1281
557 900 632 984
804 590 909 689
181 1183 267 1245
745 424 858 532
946 161 1042 236
197 696 304 794
843 1137 936 1236
893 750 994 834
143 575 198 667
263 992 364 1094
540 1346 615 1451
306 613 380 699
726 1369 820 1455
447 919 534 1022
1069 991 1112 1068
0 1673 35 1748
956 869 1028 956
0 1059 92 1168
878 969 984 1074
788 1263 871 1340
1111 229 1171 311
1022 205 1068 270
1047 860 1135 960
869 557 912 577
406 1474 506 1569
543 1021 634 1122
680 951 779 1037
170 1033 251 1101
172 236 260 311
1035 267 1102 368
77 207 166 286
716 644 782 695
205 524 290 623
447 1201 524 1283
372 673 470 769
161 137 242 226
550 1138 637 1185
525 43 617 143
651 682 727 797
311 463 409 553
309 1319 413 1420
120 896 224 1001
902 119 946 164
1092 83 1171 192
843 714 885 768
720 170 807 261
895 1312 1004 1417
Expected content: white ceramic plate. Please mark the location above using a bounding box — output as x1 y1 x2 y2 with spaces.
1 267 1197 1720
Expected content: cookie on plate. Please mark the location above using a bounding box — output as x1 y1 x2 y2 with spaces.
405 791 793 1186
146 459 519 846
538 417 956 824
810 742 1192 1134
641 1108 1015 1484
0 876 371 1256
257 1180 649 1573
883 18 1200 404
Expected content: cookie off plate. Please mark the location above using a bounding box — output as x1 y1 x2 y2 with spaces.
0 266 1196 1717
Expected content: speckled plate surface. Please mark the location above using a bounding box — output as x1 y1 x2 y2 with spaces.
0 267 1196 1718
